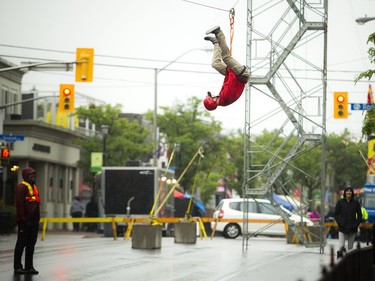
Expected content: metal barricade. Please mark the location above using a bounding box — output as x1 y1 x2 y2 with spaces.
318 243 374 281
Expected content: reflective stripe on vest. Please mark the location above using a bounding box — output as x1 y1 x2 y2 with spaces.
21 181 40 203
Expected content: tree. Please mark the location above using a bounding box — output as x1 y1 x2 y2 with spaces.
355 32 375 83
291 130 367 203
219 131 245 196
251 129 295 191
75 104 153 183
145 97 221 191
291 144 322 201
249 129 367 204
326 130 367 190
356 32 375 138
145 97 244 204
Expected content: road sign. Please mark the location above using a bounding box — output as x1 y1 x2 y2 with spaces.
0 135 24 142
350 103 374 111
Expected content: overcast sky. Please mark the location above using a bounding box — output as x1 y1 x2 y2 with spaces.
0 0 374 138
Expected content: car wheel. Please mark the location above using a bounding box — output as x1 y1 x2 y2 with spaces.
223 223 241 239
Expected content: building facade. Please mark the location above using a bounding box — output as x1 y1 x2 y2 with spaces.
3 120 83 224
1 58 86 230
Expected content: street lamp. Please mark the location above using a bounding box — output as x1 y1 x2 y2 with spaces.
101 125 109 167
356 15 375 25
153 48 211 167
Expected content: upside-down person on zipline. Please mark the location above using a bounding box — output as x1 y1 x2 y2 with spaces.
203 26 250 111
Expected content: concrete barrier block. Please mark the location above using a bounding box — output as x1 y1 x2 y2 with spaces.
174 222 197 244
132 224 162 249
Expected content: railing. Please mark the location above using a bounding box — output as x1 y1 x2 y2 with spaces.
39 217 374 244
317 243 374 281
39 217 211 241
39 217 292 241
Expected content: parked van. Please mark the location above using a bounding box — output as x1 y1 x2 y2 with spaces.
211 198 313 238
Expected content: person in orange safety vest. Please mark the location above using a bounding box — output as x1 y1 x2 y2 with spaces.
14 167 40 275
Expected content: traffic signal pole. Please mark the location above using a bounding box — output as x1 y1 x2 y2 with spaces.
0 53 93 206
0 61 75 73
0 59 77 134
2 166 7 208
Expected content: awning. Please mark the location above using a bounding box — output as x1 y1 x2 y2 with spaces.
174 190 185 199
174 191 206 215
272 193 294 211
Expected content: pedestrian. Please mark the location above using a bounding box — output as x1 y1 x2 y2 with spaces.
70 196 85 232
14 167 40 275
85 198 99 232
334 186 362 258
203 25 250 111
361 202 369 223
359 201 369 242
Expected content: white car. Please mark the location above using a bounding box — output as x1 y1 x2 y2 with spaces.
211 198 313 239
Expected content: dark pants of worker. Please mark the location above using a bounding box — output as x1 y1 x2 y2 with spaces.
14 221 39 270
71 212 83 231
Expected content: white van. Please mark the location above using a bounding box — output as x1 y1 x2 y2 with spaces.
211 198 313 238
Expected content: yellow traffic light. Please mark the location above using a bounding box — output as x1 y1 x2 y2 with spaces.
75 48 94 82
333 92 348 119
59 84 75 113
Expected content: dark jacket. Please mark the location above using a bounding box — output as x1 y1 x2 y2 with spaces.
334 188 362 234
15 167 40 223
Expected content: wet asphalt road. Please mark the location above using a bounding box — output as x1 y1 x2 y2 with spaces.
0 231 343 281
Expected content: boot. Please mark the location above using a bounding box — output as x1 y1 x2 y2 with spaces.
204 36 218 45
205 25 220 35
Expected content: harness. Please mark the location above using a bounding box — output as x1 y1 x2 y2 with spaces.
21 181 40 203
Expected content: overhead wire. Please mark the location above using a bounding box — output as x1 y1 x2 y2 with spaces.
0 43 199 65
181 0 231 12
0 42 368 78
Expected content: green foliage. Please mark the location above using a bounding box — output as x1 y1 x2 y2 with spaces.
198 171 223 204
326 130 367 190
355 32 375 83
356 32 375 139
75 101 369 206
291 143 322 200
251 129 367 201
252 129 294 188
362 106 375 138
75 104 152 183
144 97 244 204
145 97 221 194
219 131 244 195
76 103 121 127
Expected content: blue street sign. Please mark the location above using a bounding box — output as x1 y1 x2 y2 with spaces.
0 135 24 142
350 103 374 111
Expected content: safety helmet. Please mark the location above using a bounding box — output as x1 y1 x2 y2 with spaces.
203 96 217 111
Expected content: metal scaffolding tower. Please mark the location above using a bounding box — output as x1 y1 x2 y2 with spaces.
242 0 328 252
